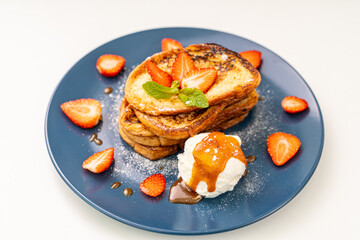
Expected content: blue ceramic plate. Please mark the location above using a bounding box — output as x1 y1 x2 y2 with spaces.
45 27 324 235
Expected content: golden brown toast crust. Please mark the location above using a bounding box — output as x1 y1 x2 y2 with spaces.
122 124 182 147
118 124 178 160
119 99 183 146
207 113 249 131
125 43 261 115
119 98 155 137
134 102 226 140
210 90 258 128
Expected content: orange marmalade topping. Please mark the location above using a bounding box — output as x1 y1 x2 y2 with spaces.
189 132 247 192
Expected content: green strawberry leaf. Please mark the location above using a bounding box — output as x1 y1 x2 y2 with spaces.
142 81 179 99
178 88 209 108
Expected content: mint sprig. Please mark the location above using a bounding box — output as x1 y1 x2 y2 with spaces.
142 81 209 108
142 81 179 99
178 88 209 108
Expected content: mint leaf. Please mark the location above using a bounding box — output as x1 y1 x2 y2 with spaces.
142 81 179 99
142 81 209 108
178 88 209 108
170 81 180 89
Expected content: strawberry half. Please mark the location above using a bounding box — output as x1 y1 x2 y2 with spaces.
282 96 309 113
181 67 217 93
146 60 172 87
61 98 102 128
239 50 262 68
161 38 183 52
82 148 114 173
267 132 301 166
139 173 166 197
96 54 126 77
171 52 197 84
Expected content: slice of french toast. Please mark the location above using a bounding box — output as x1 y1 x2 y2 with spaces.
207 90 258 129
119 98 155 137
121 126 180 147
134 102 226 140
118 124 179 160
206 113 249 131
125 43 261 116
119 99 182 146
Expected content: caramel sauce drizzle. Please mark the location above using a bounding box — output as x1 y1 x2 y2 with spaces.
169 177 203 204
189 132 247 193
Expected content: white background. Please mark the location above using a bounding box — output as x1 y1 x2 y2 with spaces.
1 0 359 239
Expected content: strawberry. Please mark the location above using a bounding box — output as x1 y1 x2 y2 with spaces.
161 38 183 51
61 98 102 128
282 96 308 113
82 148 114 173
139 173 166 197
146 60 172 87
239 50 262 68
267 132 301 166
180 67 217 93
96 54 126 77
171 52 197 83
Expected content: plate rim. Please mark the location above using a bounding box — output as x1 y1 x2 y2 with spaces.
44 26 324 235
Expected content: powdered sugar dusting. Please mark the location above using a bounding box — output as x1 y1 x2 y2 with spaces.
237 170 265 196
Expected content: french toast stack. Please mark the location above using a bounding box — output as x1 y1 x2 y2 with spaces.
119 44 261 160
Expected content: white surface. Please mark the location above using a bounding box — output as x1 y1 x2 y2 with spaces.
1 0 359 239
178 133 246 198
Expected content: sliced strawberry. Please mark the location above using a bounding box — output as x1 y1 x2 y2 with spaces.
171 52 197 83
139 173 166 197
96 54 126 77
146 60 172 87
181 68 217 93
161 38 183 52
239 50 262 68
82 148 114 173
282 96 309 113
61 99 102 128
267 132 301 166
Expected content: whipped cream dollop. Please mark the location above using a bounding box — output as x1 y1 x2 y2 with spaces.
177 133 246 198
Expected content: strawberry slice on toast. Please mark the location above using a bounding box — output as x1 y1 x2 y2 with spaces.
180 67 217 93
146 61 173 87
171 52 197 83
